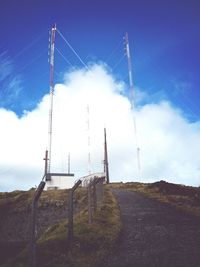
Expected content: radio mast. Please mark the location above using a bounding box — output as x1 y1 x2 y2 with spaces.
124 32 141 178
47 24 56 175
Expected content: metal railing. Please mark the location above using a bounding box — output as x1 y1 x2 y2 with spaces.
29 173 105 266
87 177 105 224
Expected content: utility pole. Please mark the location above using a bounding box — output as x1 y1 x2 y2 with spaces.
47 24 56 176
124 32 141 178
104 128 109 184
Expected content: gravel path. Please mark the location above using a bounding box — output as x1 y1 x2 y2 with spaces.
102 189 200 267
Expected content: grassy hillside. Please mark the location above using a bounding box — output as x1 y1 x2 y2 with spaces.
0 187 121 267
107 180 200 217
1 180 199 266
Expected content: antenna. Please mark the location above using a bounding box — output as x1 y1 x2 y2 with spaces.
124 32 141 178
47 24 56 174
104 128 109 184
86 105 91 174
124 32 135 108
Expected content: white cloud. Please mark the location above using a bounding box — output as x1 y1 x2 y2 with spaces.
137 102 200 185
0 63 200 191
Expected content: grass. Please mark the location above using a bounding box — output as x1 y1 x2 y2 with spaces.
107 181 200 217
4 179 198 266
36 188 121 267
1 187 121 267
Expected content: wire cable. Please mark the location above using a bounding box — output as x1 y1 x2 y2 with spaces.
56 28 89 71
112 54 126 72
55 47 74 67
105 39 123 63
18 50 46 72
13 32 46 61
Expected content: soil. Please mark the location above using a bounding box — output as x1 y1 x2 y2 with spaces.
102 189 200 267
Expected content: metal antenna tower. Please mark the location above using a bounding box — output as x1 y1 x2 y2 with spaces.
124 32 141 178
47 24 56 174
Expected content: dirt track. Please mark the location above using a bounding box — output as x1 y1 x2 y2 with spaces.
102 189 200 267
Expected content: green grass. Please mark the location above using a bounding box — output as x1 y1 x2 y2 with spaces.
36 188 121 267
107 181 200 217
1 187 121 267
2 180 198 266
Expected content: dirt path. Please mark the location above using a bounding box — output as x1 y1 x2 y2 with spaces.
101 189 200 267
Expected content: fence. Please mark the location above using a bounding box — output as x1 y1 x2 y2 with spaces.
67 176 105 240
68 179 82 241
29 174 105 266
29 179 45 267
0 174 104 267
87 177 104 224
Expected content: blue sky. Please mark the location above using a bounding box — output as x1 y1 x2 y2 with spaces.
1 0 200 119
1 0 200 191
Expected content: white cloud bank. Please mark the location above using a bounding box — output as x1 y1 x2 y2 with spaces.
0 63 200 191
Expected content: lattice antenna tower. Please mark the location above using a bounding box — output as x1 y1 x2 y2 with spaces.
47 24 56 174
124 32 141 177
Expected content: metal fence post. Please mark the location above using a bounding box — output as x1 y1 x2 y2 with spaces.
67 180 82 241
99 177 104 203
87 177 105 224
30 181 45 267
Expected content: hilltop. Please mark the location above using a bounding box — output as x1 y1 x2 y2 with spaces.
0 181 200 266
108 180 200 217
